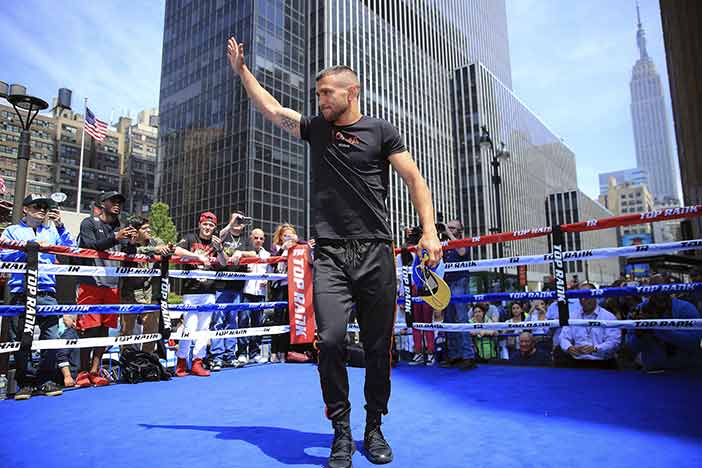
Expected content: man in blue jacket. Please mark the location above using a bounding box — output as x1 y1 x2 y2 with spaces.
0 193 75 400
626 274 702 372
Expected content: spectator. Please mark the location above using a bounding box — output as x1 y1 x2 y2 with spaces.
0 194 75 400
173 212 228 377
499 301 526 359
625 275 702 372
509 332 551 366
56 315 80 388
209 212 247 371
408 282 436 366
547 294 582 365
678 269 702 313
236 228 271 366
75 191 136 388
470 303 497 361
119 216 173 354
526 299 552 351
440 220 476 370
268 223 298 363
558 282 621 369
527 300 547 322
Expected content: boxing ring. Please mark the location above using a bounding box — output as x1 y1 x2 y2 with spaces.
1 206 701 468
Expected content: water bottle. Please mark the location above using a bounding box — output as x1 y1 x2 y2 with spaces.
0 374 7 401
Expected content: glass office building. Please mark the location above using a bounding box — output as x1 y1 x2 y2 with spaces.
159 0 513 241
159 0 307 236
452 63 578 278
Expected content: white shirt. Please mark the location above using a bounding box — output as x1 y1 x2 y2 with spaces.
244 247 270 297
546 299 582 347
559 306 621 360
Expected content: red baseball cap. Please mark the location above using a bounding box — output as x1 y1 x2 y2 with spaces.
199 211 217 224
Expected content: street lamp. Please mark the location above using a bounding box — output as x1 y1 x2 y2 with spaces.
0 82 49 223
479 125 510 290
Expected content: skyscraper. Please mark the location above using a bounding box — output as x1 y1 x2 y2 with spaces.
630 3 678 204
158 0 513 240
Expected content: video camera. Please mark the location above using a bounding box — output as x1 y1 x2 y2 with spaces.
233 215 253 226
404 212 451 245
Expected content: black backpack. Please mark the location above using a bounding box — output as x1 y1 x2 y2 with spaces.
119 348 171 384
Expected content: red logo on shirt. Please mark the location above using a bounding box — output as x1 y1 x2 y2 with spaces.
335 131 360 146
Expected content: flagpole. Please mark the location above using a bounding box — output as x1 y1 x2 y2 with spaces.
76 97 87 213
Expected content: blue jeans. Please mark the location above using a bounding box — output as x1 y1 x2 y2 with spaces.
209 289 243 362
237 294 265 358
11 294 60 387
444 278 475 360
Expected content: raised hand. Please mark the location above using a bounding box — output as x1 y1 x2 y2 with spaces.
227 37 245 74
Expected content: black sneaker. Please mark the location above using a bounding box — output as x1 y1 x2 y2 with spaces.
39 381 63 396
14 386 33 401
364 415 393 464
328 419 355 468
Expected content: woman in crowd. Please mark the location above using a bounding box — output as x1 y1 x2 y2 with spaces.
470 303 498 361
268 223 299 363
499 301 526 359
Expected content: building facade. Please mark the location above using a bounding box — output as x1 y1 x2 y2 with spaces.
598 168 648 197
117 109 159 216
660 0 702 242
452 62 578 280
158 0 514 240
0 104 56 200
599 177 655 240
0 102 158 215
52 108 122 212
630 5 678 204
546 190 619 285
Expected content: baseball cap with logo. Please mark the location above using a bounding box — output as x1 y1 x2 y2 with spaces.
199 211 218 225
23 193 55 208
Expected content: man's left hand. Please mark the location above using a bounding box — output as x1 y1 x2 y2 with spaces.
417 233 442 268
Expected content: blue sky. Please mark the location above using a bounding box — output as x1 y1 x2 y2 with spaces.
0 0 675 200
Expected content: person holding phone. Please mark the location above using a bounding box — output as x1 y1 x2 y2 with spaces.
0 194 75 400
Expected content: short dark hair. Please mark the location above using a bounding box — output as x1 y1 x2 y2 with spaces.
315 65 359 82
127 215 149 230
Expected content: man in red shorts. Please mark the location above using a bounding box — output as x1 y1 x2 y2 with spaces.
75 191 136 387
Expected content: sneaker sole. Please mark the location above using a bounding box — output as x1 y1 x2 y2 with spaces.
44 391 63 396
14 394 32 401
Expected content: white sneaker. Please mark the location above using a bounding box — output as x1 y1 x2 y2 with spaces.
427 353 436 366
408 353 425 366
234 355 248 368
253 354 268 364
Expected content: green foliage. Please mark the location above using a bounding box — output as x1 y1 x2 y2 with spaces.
148 202 178 244
168 292 183 304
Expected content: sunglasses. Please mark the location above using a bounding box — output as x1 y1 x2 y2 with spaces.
28 203 50 211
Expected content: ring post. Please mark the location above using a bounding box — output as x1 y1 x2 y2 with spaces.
551 225 569 327
158 255 171 340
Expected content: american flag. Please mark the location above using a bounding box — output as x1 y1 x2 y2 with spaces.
84 107 108 141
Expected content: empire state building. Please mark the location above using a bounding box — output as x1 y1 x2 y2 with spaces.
630 4 678 203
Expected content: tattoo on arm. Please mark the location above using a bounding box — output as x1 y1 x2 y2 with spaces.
280 116 298 130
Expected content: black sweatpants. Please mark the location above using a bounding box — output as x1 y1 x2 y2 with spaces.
313 239 397 421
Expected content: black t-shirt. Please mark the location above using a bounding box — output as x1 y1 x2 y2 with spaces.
177 232 216 295
300 115 406 240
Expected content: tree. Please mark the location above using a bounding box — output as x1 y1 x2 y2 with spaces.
148 202 178 244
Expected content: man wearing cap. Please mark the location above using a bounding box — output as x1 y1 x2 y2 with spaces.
0 194 75 400
173 211 228 377
75 191 136 387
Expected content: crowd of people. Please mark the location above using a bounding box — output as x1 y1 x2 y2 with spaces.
1 195 701 402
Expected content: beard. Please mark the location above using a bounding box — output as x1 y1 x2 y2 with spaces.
319 103 347 123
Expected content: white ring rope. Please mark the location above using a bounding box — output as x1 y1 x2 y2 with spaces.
442 239 702 272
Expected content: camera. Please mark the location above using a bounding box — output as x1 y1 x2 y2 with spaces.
403 223 450 245
234 215 253 226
